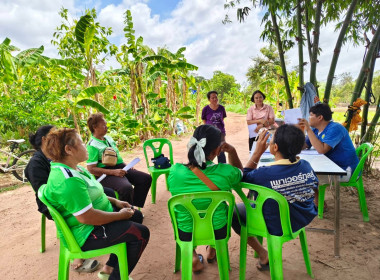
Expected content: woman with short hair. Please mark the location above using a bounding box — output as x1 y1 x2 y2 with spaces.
42 128 149 280
246 90 276 151
86 113 151 208
201 91 227 163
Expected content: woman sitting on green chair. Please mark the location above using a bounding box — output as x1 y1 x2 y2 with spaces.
168 124 243 274
232 125 318 271
42 128 149 280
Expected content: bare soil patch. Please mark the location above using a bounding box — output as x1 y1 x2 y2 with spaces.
0 112 379 279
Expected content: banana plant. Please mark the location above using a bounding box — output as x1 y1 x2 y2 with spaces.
62 85 109 134
0 38 19 86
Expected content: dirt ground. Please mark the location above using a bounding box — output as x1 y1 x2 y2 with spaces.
1 112 379 280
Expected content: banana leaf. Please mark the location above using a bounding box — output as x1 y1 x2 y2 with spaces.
77 98 109 114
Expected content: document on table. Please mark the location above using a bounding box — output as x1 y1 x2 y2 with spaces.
283 108 302 125
248 124 258 138
300 148 320 155
97 157 141 182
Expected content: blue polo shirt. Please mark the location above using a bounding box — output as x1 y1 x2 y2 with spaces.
305 121 358 172
243 159 318 236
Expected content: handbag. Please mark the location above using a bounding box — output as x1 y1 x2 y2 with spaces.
190 166 219 191
102 147 117 166
151 154 171 169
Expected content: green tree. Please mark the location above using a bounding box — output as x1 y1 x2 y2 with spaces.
208 70 240 102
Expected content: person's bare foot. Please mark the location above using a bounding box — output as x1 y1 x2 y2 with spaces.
192 252 204 273
72 259 84 270
72 259 100 273
101 264 113 275
257 251 269 270
206 246 216 263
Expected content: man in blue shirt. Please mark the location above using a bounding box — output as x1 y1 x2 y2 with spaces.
298 103 358 182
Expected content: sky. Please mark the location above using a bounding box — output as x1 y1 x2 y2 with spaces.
1 0 378 87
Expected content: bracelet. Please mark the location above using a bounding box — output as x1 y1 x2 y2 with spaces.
251 160 258 165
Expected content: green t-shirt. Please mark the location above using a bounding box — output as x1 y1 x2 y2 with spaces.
86 135 124 168
44 162 114 247
168 161 242 232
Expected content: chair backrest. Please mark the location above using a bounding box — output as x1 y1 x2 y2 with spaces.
38 184 83 253
168 191 235 246
350 142 374 181
234 182 295 239
143 138 174 168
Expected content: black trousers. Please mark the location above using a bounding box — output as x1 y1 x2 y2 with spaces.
218 134 226 163
248 137 257 152
178 225 227 241
232 203 249 235
81 210 149 280
100 163 152 207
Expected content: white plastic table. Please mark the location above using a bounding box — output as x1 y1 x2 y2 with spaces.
257 150 346 257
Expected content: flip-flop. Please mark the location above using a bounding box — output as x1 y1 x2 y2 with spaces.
98 271 110 280
73 259 100 273
257 261 270 271
98 271 133 280
193 254 204 274
206 246 216 263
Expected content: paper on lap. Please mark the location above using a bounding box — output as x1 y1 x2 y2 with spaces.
97 157 141 182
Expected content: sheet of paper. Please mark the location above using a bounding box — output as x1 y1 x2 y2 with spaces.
97 157 141 182
248 124 258 138
300 148 320 155
283 108 302 125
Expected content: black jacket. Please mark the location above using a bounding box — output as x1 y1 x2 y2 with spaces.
25 150 52 220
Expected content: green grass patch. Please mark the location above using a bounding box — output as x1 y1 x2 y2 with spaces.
225 104 249 115
0 184 23 193
332 110 375 123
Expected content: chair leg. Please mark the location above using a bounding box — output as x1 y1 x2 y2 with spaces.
356 179 369 222
254 235 263 258
58 245 70 280
165 173 170 190
239 228 248 280
299 229 314 278
180 243 193 280
215 240 230 280
116 243 128 280
40 214 46 253
267 236 284 280
150 174 158 204
174 243 181 273
318 184 328 219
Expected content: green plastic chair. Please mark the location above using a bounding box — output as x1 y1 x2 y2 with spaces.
40 213 46 252
234 182 314 280
318 142 373 222
38 185 129 280
143 138 174 204
168 191 235 280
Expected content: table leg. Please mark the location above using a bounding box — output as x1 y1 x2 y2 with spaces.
334 175 340 257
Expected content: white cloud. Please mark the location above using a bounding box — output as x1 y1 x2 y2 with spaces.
0 0 378 87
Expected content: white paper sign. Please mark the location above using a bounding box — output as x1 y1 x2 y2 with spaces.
248 124 258 138
283 108 302 125
97 157 141 182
